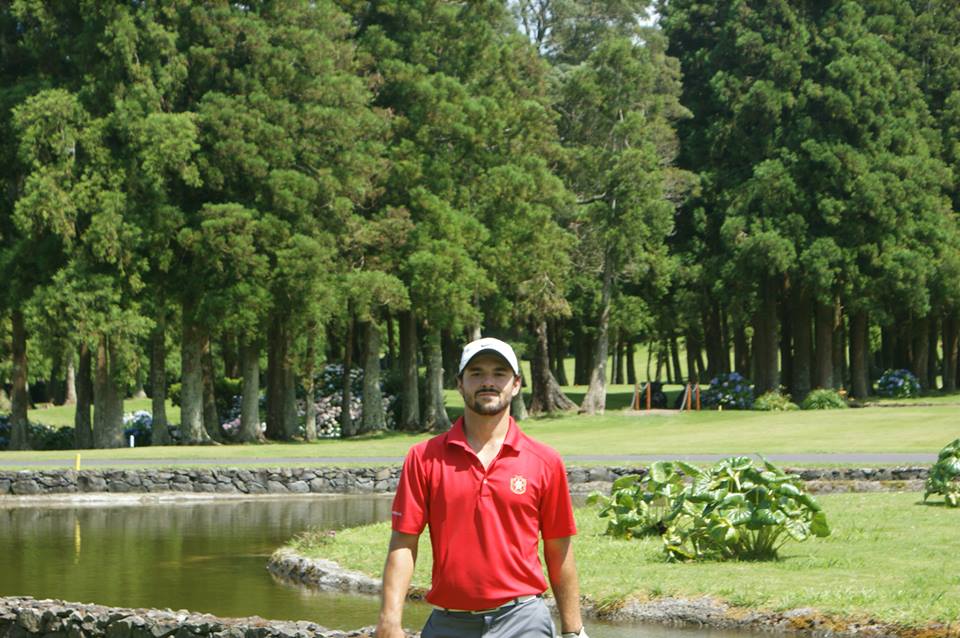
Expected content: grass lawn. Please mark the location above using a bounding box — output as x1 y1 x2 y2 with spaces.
4 384 957 469
287 491 960 628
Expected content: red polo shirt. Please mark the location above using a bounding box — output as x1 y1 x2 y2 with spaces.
391 417 577 610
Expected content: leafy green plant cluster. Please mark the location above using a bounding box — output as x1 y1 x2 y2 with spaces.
591 457 830 561
800 388 848 410
752 391 798 411
924 438 960 507
586 462 686 538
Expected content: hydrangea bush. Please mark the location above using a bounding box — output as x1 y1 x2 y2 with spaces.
702 372 754 409
876 369 921 398
123 410 154 446
0 416 74 450
301 364 397 438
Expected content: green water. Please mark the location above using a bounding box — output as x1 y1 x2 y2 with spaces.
0 496 748 638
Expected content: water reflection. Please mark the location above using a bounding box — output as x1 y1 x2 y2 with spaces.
0 496 750 638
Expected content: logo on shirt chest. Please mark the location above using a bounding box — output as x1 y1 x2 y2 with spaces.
509 475 527 495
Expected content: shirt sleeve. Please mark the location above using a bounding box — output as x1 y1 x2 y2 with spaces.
539 455 577 539
391 446 429 535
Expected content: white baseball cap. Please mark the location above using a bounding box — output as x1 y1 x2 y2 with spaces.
458 337 520 376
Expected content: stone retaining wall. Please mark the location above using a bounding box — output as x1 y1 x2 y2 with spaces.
0 466 929 497
0 596 381 638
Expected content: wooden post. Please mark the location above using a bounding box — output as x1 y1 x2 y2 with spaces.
645 382 651 410
633 382 640 410
695 384 701 411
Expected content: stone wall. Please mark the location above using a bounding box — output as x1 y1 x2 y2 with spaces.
0 596 380 638
0 466 929 497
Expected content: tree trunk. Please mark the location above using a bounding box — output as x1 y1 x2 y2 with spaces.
912 316 930 391
266 310 296 440
421 327 450 431
550 319 569 386
93 335 125 449
386 311 397 372
832 303 845 390
239 340 262 443
201 334 224 443
222 334 240 379
573 323 591 385
733 320 750 377
180 315 210 444
670 334 683 386
74 343 93 449
64 351 77 405
398 311 420 431
360 319 386 433
814 300 834 389
944 313 959 392
511 370 528 421
791 290 813 402
779 284 793 394
751 276 779 394
150 312 170 446
303 326 318 441
928 318 940 391
611 332 623 384
340 314 356 438
467 324 482 342
895 318 912 370
684 334 698 384
704 303 728 378
580 257 612 415
627 339 637 385
849 310 870 400
441 329 459 389
881 325 895 371
529 319 577 415
9 309 30 450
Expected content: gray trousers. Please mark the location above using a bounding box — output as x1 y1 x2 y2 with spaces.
421 596 555 638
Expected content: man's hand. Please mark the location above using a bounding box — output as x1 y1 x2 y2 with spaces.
375 531 419 638
374 619 406 638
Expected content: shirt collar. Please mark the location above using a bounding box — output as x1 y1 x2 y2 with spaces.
446 416 524 453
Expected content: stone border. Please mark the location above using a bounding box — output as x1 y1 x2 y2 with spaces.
0 596 386 638
266 552 957 638
0 466 930 498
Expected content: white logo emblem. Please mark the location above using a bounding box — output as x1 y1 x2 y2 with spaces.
510 475 527 495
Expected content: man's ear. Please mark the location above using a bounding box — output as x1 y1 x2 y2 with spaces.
510 374 521 398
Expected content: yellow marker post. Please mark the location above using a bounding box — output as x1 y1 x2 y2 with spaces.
75 454 81 471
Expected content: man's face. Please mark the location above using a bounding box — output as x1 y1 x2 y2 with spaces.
457 353 521 417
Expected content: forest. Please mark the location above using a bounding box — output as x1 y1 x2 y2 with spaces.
1 1 958 449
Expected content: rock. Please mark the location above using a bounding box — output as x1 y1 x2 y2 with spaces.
266 481 289 494
287 481 309 494
11 480 41 495
18 608 44 632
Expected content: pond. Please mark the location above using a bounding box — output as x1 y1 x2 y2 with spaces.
0 496 746 638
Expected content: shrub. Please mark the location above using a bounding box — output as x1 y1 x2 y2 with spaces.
702 372 754 410
586 462 686 538
800 388 848 410
300 364 398 438
924 438 960 507
876 369 921 398
0 416 74 450
661 457 830 561
753 391 798 411
123 410 154 446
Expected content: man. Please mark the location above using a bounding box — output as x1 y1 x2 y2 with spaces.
375 337 587 638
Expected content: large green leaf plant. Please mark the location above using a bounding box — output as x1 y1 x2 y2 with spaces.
591 456 830 561
924 439 960 507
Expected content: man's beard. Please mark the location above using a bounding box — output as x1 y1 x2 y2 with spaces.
465 390 510 416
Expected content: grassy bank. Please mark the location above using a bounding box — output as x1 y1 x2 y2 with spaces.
286 492 960 628
2 401 957 468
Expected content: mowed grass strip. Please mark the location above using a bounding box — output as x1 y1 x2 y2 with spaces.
3 401 957 468
288 492 960 627
5 402 958 466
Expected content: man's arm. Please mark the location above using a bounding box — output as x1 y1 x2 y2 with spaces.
375 530 420 638
543 536 583 635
